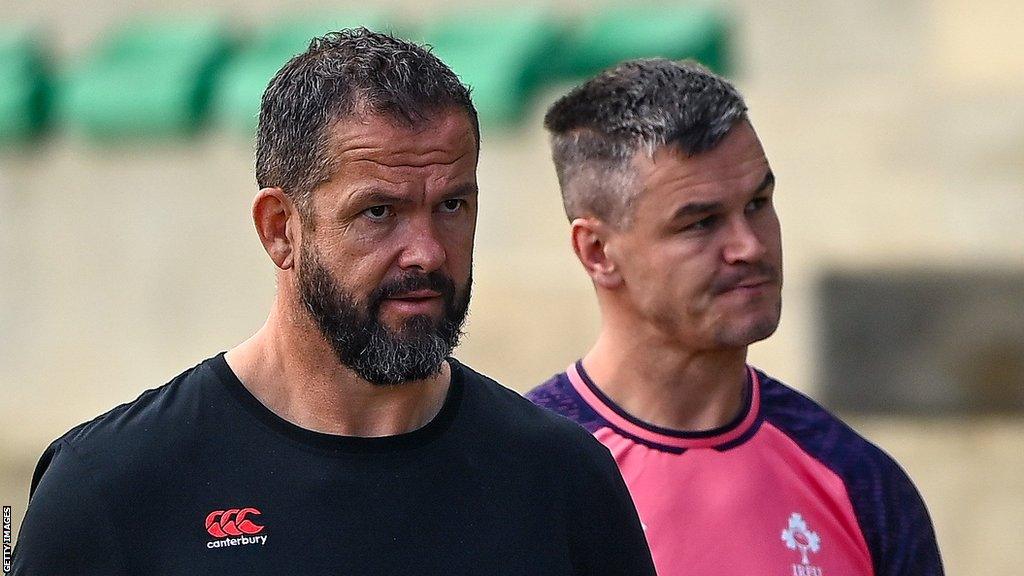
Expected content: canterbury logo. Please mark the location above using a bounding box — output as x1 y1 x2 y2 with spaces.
205 508 264 538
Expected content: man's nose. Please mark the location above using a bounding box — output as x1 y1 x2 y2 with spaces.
722 215 767 264
397 216 446 272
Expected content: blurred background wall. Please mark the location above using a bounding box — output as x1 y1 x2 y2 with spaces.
2 0 1022 573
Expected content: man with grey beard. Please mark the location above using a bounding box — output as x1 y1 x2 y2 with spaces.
12 29 655 575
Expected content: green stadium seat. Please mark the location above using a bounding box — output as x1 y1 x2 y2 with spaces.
0 27 50 142
559 6 731 78
59 19 232 139
213 12 391 135
422 9 565 125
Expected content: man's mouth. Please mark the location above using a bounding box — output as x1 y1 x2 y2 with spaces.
716 276 775 296
733 278 771 289
387 290 442 301
381 290 444 315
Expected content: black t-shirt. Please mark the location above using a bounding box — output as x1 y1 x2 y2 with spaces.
12 354 655 575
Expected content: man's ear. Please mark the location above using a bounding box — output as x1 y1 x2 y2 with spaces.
252 187 301 270
570 217 623 289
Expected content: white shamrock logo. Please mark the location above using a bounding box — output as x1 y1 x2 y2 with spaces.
781 513 821 564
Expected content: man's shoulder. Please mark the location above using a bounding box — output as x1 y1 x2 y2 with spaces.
757 370 944 574
454 361 607 455
757 369 900 475
524 371 572 410
39 356 220 482
756 369 930 533
525 369 608 435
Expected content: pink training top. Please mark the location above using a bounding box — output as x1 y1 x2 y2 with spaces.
527 362 943 576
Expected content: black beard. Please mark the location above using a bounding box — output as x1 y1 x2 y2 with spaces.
297 241 470 386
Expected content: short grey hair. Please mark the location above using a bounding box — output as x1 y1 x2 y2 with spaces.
544 58 747 226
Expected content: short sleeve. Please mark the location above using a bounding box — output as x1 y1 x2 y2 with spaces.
11 441 130 575
565 433 656 576
862 457 944 576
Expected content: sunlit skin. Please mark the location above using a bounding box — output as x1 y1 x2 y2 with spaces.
572 120 782 431
225 110 479 437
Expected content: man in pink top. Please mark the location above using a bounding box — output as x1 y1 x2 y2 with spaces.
527 59 943 575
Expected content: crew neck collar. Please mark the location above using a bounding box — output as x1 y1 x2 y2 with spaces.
208 352 463 454
567 360 761 451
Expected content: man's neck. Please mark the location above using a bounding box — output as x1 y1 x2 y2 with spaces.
582 327 749 432
224 298 451 438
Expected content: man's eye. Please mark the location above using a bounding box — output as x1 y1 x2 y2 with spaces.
684 216 717 232
439 199 464 213
363 205 392 220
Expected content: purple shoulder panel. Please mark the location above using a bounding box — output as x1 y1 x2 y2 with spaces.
526 373 609 435
757 370 944 576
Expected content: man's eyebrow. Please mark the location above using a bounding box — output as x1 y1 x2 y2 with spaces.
671 201 724 220
347 187 410 206
669 170 775 221
347 183 479 206
754 170 775 195
441 182 479 200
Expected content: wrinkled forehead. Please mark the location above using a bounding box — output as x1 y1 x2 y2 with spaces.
326 109 479 169
309 111 479 214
